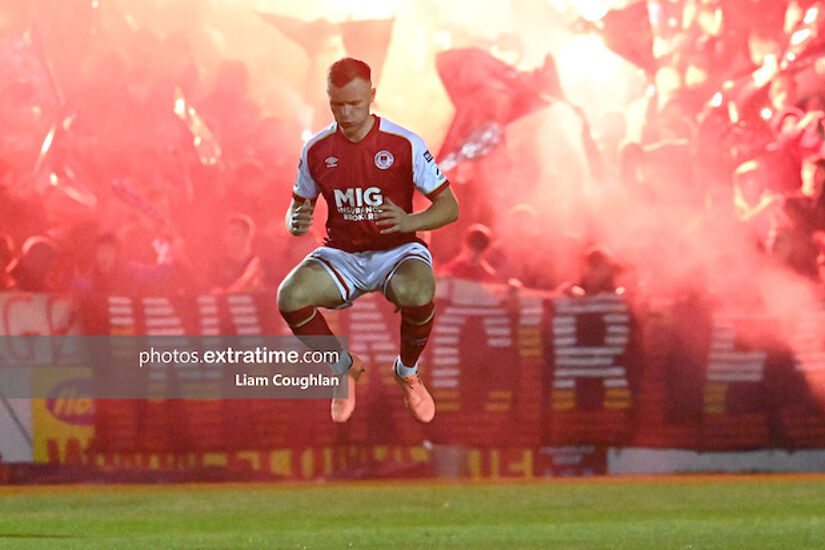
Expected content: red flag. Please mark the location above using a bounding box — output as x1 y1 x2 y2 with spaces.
254 12 338 57
256 12 396 84
600 1 656 75
435 48 560 168
339 18 395 85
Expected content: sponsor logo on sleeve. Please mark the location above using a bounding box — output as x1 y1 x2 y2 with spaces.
423 149 445 182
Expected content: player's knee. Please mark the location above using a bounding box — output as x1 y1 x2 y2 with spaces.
391 280 434 307
277 279 308 312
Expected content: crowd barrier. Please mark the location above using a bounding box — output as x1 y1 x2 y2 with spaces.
1 279 824 480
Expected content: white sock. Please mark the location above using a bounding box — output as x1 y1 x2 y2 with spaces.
394 357 418 378
330 351 353 375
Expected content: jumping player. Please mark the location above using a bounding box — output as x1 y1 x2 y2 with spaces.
278 57 459 423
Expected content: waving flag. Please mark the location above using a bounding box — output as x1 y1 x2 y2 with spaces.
253 12 339 57
255 11 395 84
339 18 395 85
435 48 562 170
600 0 657 75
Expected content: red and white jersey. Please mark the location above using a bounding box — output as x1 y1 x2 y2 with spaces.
293 115 449 252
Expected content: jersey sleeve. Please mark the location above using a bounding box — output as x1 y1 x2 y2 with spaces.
410 134 449 199
292 145 320 201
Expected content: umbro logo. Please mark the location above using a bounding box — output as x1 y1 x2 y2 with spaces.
325 156 338 168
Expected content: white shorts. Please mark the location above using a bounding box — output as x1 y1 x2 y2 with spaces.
306 242 433 307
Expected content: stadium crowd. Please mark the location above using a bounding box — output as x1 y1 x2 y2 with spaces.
2 0 825 303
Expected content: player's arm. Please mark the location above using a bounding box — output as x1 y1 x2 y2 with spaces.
285 197 315 236
376 187 459 234
377 134 459 234
288 145 319 236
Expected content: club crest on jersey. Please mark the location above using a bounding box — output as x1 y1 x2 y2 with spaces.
325 156 338 168
374 150 394 170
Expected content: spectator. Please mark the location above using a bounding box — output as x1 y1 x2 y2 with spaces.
783 154 825 235
0 160 48 244
618 141 644 189
768 225 818 279
559 246 624 297
210 214 264 293
0 233 14 291
5 236 58 292
488 204 568 290
198 59 261 162
73 232 193 296
816 251 825 296
221 159 279 230
768 73 797 114
439 223 498 283
733 159 784 245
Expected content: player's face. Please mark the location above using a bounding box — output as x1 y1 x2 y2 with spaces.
328 77 375 140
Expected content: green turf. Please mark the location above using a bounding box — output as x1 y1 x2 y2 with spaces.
0 476 824 549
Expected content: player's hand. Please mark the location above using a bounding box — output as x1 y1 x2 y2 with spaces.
289 199 314 236
376 198 416 234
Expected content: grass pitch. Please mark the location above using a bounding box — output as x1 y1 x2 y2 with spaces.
0 475 823 549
